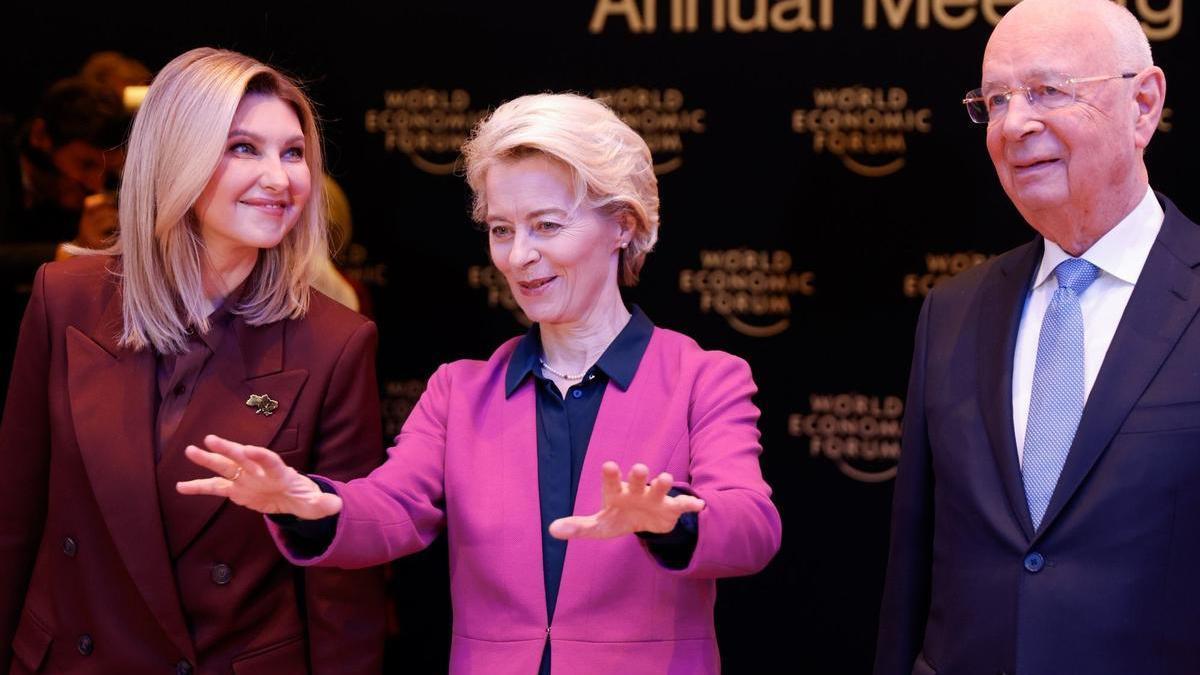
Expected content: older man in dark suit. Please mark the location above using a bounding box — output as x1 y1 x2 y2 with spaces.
874 1 1200 673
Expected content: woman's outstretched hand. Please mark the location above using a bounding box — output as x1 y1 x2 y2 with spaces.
548 461 704 540
175 434 342 520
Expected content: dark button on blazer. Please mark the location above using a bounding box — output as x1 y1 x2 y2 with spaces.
0 255 388 674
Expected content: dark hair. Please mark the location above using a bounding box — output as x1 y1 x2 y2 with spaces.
35 76 129 150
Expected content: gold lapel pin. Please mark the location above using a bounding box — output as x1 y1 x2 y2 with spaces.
245 393 279 417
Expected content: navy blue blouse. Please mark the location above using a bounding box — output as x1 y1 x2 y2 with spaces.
277 306 698 674
505 307 697 674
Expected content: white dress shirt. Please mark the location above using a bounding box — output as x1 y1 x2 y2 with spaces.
1012 187 1164 465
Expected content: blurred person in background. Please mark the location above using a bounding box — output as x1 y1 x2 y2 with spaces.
0 76 130 410
79 50 152 109
313 174 372 316
0 76 128 271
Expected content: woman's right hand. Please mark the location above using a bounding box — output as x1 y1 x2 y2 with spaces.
176 434 343 520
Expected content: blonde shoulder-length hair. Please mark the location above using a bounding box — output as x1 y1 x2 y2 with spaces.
111 47 327 354
461 93 660 286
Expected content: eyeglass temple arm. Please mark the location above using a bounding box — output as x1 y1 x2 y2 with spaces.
963 72 1136 103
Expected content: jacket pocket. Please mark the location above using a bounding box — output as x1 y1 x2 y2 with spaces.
11 607 53 672
1120 401 1200 434
273 427 300 454
231 634 307 675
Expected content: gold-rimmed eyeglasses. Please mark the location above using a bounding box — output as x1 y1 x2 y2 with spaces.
963 72 1137 124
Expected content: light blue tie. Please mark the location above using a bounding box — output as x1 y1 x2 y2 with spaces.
1022 258 1100 530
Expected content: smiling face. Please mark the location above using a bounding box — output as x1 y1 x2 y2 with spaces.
485 153 629 327
192 93 311 271
982 1 1147 242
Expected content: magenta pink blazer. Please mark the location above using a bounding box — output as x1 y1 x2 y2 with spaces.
267 326 782 674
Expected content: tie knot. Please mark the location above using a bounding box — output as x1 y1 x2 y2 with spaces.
1053 258 1100 296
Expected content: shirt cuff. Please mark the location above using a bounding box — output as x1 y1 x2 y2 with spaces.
635 487 699 570
267 477 340 558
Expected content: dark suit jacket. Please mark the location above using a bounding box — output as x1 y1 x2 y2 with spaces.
874 193 1200 675
0 255 387 674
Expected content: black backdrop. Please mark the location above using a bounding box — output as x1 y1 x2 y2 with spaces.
2 2 1193 673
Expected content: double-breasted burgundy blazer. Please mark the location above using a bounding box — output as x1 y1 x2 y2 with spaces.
0 255 387 674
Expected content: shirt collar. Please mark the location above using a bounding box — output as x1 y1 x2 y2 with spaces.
192 281 248 352
1034 186 1163 290
504 305 655 398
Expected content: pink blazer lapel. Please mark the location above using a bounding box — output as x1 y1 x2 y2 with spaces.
556 330 659 616
495 378 551 623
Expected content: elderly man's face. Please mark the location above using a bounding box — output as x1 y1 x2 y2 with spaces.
983 13 1139 226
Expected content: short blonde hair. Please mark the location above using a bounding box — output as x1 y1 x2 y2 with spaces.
112 47 327 353
462 93 660 285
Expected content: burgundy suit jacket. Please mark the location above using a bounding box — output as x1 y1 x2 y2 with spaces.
0 255 387 674
268 326 783 674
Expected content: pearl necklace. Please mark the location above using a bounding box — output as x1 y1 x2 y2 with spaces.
539 358 587 380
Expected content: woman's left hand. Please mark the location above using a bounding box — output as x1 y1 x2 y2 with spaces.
548 461 705 540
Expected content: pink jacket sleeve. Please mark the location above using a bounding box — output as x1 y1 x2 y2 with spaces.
266 363 452 568
665 353 782 578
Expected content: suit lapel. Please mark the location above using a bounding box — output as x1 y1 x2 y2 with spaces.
156 317 308 559
499 375 549 622
67 293 196 662
556 331 654 613
569 354 651 517
977 240 1042 542
1037 199 1200 538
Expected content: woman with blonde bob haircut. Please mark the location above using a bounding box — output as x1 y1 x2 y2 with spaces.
0 47 386 674
462 92 660 286
117 48 327 354
181 91 781 675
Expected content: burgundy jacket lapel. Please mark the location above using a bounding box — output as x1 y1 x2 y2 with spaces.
66 293 196 663
156 317 308 559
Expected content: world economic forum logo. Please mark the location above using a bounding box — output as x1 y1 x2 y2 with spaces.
792 86 931 177
593 87 706 175
678 248 814 337
467 263 530 327
789 393 903 482
364 88 489 175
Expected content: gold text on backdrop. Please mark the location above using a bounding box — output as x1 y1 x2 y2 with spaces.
793 86 932 177
468 264 531 326
789 394 904 482
593 88 706 174
678 249 814 337
902 251 991 298
589 0 1181 40
365 89 489 175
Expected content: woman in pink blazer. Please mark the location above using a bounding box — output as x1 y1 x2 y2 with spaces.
179 93 782 674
